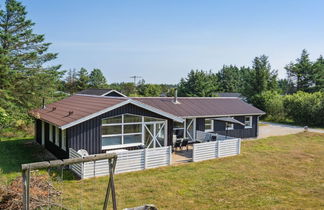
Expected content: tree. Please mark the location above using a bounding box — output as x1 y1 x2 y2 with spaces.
89 68 108 88
285 49 314 92
217 65 241 92
0 0 62 124
138 84 162 96
242 55 278 99
278 78 295 95
76 67 89 91
65 69 78 94
313 55 324 92
178 70 219 97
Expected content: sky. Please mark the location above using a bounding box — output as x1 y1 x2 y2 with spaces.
20 0 324 84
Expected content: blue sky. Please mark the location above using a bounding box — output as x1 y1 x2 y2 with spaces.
20 0 324 84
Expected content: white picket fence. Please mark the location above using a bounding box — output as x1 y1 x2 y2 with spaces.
192 138 241 162
69 146 172 179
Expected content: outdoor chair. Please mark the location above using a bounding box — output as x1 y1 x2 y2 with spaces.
173 140 182 151
181 139 189 151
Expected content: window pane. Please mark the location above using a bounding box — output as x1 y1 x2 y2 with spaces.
205 124 212 130
124 114 142 123
144 116 163 122
124 134 142 144
173 122 184 128
102 136 122 146
102 116 122 124
124 124 142 133
102 125 122 135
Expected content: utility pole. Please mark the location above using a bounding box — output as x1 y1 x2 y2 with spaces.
130 76 142 85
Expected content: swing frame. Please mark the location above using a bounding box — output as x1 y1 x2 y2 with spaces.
21 153 118 210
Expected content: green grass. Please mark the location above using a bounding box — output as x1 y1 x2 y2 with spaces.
1 132 324 209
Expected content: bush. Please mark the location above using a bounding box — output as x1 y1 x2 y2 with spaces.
251 91 286 122
283 91 324 126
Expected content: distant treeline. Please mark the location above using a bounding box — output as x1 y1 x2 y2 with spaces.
0 0 323 137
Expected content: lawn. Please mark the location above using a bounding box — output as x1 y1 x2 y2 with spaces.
1 132 324 209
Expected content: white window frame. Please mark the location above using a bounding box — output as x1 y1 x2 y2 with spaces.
101 113 166 150
49 125 53 142
226 117 234 130
245 116 253 128
61 130 66 151
55 127 59 146
204 119 214 132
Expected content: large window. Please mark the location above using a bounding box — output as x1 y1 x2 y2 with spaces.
245 116 252 128
205 119 214 132
102 114 147 149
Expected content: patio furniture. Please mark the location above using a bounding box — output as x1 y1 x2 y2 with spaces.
173 140 182 151
181 139 189 151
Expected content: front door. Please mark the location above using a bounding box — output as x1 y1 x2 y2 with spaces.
185 118 196 142
144 121 166 148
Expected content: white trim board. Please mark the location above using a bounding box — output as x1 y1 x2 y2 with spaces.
59 99 184 129
101 90 127 97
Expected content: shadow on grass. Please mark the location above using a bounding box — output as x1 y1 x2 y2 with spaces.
0 138 79 181
0 138 53 175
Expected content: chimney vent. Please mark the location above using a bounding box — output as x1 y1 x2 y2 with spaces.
68 111 74 116
173 89 180 104
42 97 46 109
52 107 56 111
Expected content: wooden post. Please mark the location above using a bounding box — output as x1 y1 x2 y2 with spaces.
144 148 147 169
103 157 117 210
22 167 30 210
192 144 195 162
168 146 172 165
217 140 220 158
238 138 241 154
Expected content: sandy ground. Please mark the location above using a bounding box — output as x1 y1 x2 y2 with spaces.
257 122 324 139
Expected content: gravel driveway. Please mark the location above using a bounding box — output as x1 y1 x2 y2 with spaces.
257 122 324 139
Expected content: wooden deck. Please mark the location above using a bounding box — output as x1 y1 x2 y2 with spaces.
172 145 193 165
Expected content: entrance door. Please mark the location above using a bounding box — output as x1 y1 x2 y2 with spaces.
185 118 196 142
144 121 166 148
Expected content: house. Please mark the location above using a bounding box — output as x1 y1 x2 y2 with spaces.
29 90 265 159
215 92 247 101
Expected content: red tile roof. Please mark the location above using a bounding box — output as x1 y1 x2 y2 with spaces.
29 95 265 128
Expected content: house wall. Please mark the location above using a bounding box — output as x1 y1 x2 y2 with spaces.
196 116 259 138
35 119 42 144
67 103 173 155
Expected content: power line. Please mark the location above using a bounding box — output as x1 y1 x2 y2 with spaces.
130 76 142 84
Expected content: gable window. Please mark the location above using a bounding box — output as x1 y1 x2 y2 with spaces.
204 119 214 132
245 116 252 128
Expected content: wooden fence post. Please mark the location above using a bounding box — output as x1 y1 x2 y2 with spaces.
192 144 195 162
22 167 30 210
169 146 172 165
144 148 147 169
217 140 220 158
238 138 241 154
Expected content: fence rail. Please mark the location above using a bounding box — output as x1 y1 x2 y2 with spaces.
192 138 241 162
69 146 172 179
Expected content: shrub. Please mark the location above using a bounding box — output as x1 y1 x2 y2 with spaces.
283 91 324 126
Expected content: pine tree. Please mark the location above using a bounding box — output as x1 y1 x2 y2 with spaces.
89 68 108 88
217 65 241 92
313 55 324 92
285 49 314 92
76 67 90 91
0 0 62 109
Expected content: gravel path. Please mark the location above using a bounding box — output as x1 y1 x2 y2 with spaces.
257 122 324 139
